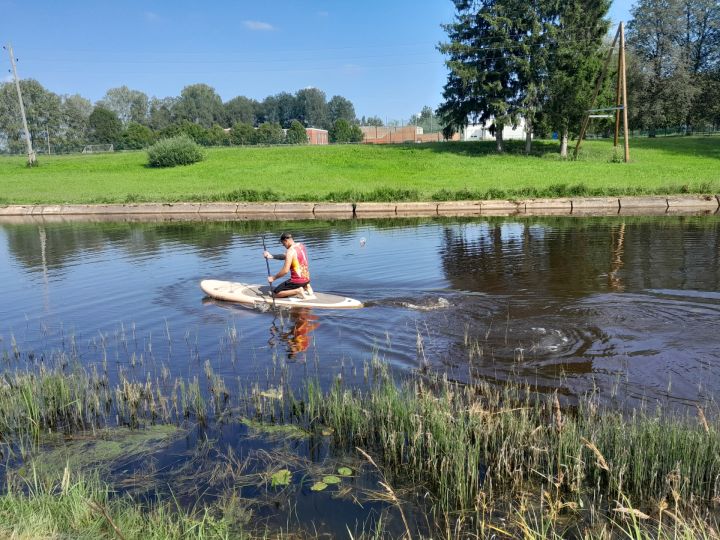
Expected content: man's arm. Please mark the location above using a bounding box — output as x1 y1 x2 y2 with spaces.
269 248 294 281
263 251 286 260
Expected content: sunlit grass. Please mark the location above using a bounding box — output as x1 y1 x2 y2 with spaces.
0 136 718 204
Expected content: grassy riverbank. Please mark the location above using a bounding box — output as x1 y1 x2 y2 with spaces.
0 360 717 538
1 136 718 205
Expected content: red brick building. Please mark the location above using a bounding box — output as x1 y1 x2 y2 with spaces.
305 127 329 145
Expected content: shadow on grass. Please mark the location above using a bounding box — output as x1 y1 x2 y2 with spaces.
392 139 563 158
389 134 720 160
630 134 720 160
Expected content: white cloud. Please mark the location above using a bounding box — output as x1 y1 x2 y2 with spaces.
317 10 329 17
243 20 275 31
144 11 160 22
2 74 13 83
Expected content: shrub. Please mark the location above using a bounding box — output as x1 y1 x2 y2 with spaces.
147 135 204 168
121 122 156 150
254 122 284 145
330 119 363 143
286 120 308 144
230 122 255 145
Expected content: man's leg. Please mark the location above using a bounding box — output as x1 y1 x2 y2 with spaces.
273 281 306 298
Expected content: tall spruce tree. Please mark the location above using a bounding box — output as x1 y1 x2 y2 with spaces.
438 0 522 152
545 0 611 156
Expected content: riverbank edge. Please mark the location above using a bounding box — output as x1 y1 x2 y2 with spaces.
1 194 718 221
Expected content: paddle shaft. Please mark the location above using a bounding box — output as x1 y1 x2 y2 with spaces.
261 236 276 308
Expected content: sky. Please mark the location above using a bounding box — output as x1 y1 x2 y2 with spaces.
0 0 634 123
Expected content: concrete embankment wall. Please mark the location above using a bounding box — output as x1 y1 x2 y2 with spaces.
0 196 718 222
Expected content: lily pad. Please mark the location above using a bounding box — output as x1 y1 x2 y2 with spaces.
310 482 328 491
323 475 341 484
270 469 292 487
338 467 352 476
258 387 283 400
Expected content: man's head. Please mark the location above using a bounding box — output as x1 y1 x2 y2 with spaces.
279 232 293 247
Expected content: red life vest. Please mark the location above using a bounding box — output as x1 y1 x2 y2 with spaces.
289 243 310 284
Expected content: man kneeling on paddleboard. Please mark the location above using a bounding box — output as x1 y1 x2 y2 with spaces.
263 233 315 299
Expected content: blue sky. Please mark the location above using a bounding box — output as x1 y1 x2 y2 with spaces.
1 0 633 123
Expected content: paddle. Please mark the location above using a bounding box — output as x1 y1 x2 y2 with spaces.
261 236 277 310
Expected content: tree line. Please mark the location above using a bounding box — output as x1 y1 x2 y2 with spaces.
438 0 720 155
627 0 720 136
0 84 363 154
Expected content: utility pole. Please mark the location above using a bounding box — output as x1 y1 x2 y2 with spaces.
4 43 36 166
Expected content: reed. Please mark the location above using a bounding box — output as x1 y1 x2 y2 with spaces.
0 356 718 538
297 373 720 536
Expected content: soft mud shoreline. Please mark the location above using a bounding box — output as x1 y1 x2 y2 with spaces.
0 194 718 222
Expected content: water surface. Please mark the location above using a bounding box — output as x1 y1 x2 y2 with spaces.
1 215 719 409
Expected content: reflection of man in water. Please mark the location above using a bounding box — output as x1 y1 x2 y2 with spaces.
271 308 319 360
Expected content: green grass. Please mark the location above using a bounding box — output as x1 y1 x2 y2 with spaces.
0 357 718 538
0 137 718 204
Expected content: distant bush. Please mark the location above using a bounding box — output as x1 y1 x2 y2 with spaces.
330 119 363 143
147 135 204 168
286 120 308 144
121 122 156 150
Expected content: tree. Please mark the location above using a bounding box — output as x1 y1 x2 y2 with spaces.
327 95 356 124
508 0 561 154
173 84 225 128
258 92 297 127
294 88 329 128
0 79 62 154
148 97 176 131
59 94 93 151
205 125 231 146
627 0 695 134
98 86 149 125
230 122 255 145
121 122 155 149
409 105 442 133
254 122 284 145
88 106 122 145
438 0 525 152
363 116 384 126
224 96 257 126
329 118 363 143
286 120 308 144
680 0 720 74
545 0 611 156
688 70 720 129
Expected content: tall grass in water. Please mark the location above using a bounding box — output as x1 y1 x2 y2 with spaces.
299 373 720 536
0 467 237 539
0 359 718 537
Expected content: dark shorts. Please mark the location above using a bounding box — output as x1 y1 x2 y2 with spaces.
273 280 310 294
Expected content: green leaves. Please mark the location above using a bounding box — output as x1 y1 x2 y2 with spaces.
270 469 291 487
308 468 352 493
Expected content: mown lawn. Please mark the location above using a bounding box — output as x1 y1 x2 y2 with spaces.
0 136 718 204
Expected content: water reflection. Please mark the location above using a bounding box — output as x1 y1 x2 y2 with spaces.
270 308 320 361
1 215 719 409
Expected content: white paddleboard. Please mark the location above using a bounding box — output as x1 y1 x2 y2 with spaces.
200 280 363 309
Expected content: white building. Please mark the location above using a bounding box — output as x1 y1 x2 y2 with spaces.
463 118 528 141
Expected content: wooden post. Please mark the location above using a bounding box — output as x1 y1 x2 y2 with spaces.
614 36 622 148
619 22 630 162
574 26 620 158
